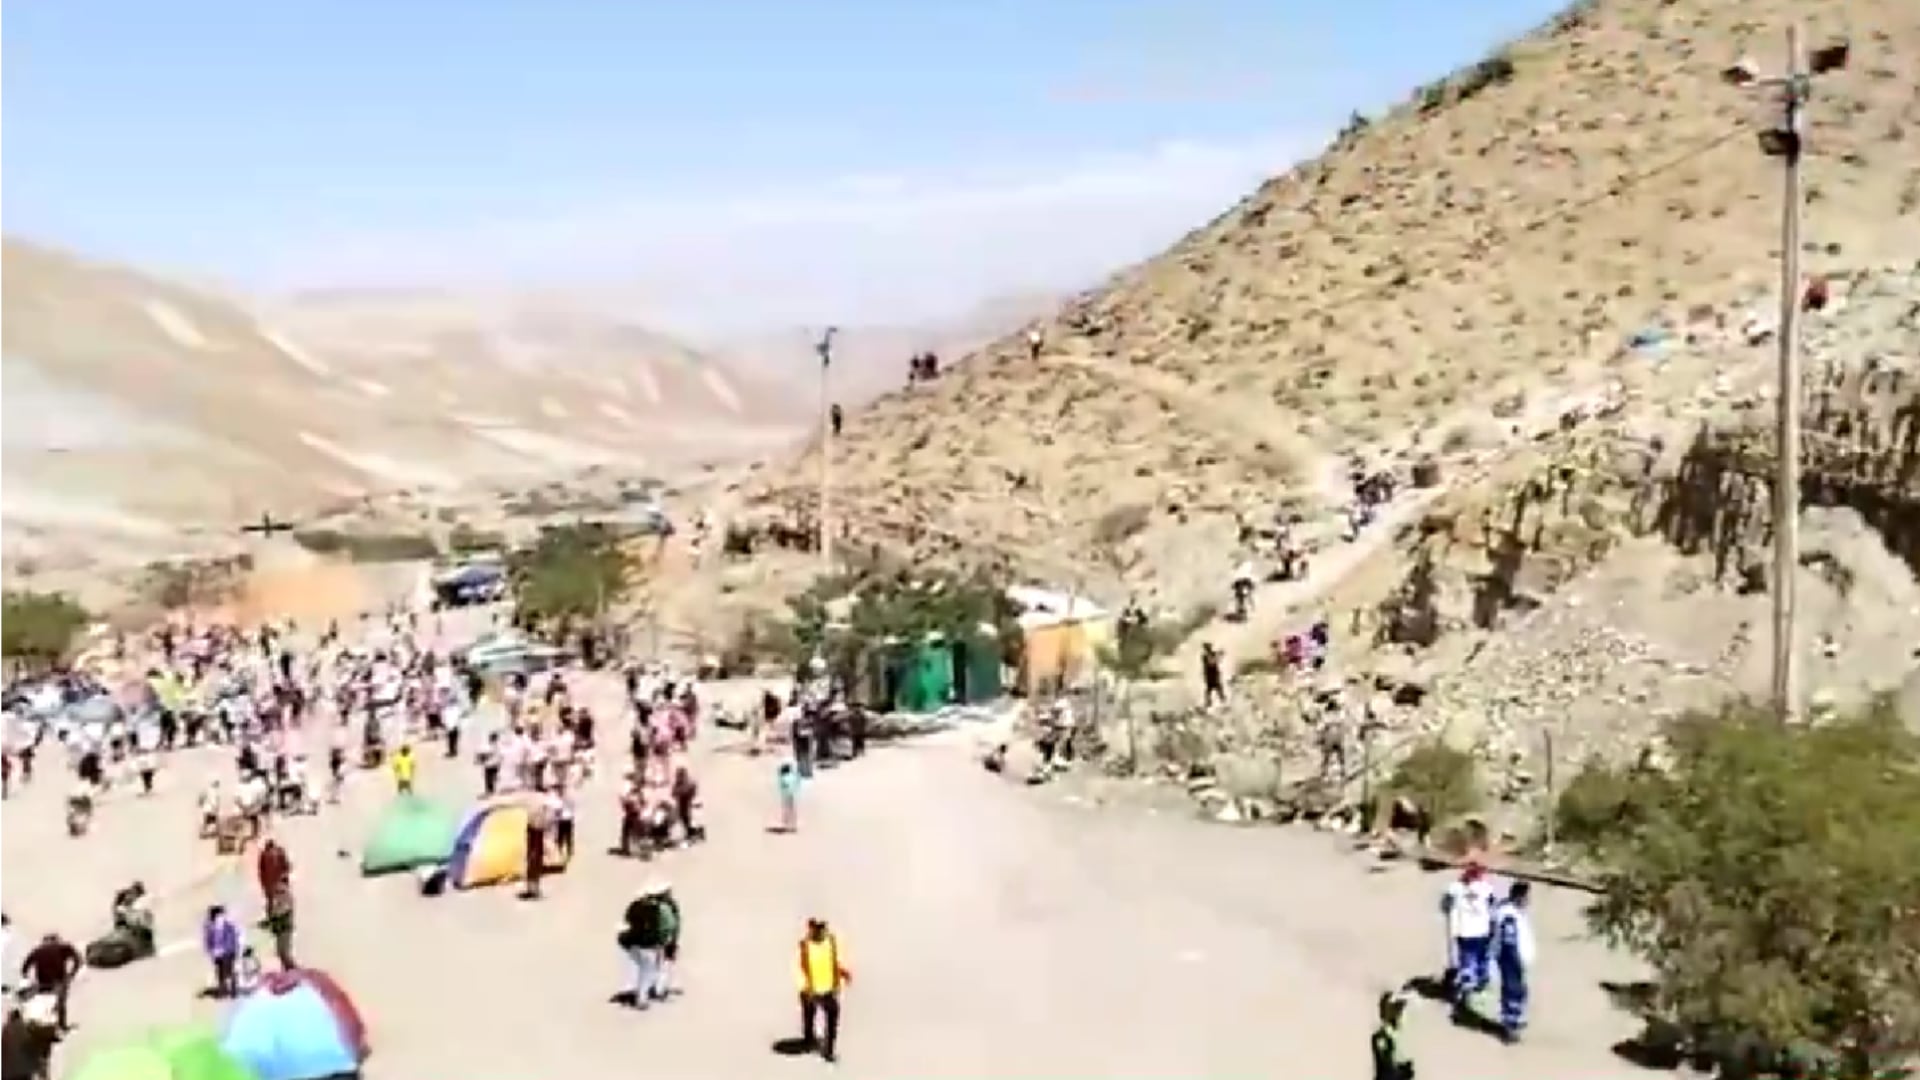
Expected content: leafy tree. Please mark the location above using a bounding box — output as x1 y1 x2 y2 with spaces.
2 590 91 668
508 523 637 632
1571 698 1920 1078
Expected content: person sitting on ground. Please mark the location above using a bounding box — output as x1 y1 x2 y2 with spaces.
111 882 154 948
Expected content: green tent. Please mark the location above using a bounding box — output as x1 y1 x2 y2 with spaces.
361 794 461 876
70 1026 259 1080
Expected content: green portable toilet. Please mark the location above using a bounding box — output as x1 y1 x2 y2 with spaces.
894 637 955 713
953 630 1003 704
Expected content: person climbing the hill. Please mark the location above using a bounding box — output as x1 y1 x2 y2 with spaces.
1200 644 1227 708
795 918 851 1062
1231 559 1257 621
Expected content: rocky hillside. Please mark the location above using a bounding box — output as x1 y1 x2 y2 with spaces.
745 0 1920 606
2 240 804 570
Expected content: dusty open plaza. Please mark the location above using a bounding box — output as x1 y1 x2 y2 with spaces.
4 660 1656 1080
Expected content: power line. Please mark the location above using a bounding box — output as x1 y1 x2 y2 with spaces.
1219 122 1754 342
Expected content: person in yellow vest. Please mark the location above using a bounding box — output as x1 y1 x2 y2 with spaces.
795 918 851 1062
391 743 417 795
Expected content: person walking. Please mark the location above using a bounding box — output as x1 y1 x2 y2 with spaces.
1371 990 1415 1080
795 918 851 1062
1493 881 1537 1044
202 906 241 998
18 933 80 1032
520 795 550 900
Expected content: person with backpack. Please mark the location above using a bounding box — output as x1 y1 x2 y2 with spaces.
616 882 674 1008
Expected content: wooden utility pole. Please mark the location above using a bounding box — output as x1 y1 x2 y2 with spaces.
1726 25 1848 720
1770 26 1808 722
816 327 838 573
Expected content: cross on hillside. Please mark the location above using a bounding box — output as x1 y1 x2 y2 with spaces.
239 512 297 539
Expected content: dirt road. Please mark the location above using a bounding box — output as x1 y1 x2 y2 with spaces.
3 663 1655 1080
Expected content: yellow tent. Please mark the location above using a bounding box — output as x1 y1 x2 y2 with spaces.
445 795 570 888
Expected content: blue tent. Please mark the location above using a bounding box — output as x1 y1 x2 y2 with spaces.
221 970 368 1080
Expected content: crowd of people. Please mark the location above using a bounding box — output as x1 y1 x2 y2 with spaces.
3 562 1547 1078
0 601 884 1076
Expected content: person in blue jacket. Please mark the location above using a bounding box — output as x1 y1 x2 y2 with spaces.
1493 880 1537 1044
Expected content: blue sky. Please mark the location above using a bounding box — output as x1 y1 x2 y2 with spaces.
5 0 1563 334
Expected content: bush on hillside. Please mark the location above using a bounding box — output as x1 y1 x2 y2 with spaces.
139 556 250 610
1387 739 1482 825
447 524 507 555
293 528 439 563
2 590 91 667
1575 698 1920 1078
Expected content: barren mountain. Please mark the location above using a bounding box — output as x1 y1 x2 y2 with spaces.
726 0 1920 805
2 239 805 569
754 0 1918 564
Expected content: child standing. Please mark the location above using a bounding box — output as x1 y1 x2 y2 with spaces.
776 759 801 833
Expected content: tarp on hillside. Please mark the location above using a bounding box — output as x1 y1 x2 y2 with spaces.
360 795 461 876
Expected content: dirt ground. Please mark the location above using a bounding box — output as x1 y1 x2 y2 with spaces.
3 669 1656 1080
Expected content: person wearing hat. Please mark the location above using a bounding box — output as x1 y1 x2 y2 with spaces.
1440 859 1495 1019
795 917 851 1062
1371 989 1415 1080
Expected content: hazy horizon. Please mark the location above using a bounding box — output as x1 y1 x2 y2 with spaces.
5 0 1568 335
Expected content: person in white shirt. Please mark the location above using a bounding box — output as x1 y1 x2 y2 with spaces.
1440 860 1496 1013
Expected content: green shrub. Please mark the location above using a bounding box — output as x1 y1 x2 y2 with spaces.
1387 739 1482 823
293 528 440 563
2 590 90 666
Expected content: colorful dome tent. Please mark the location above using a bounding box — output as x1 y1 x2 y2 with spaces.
71 1025 260 1080
359 794 461 876
221 969 369 1080
445 793 570 889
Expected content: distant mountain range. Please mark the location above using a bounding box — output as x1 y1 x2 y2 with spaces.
0 238 1062 571
0 238 804 567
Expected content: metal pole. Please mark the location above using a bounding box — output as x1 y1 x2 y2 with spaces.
1771 25 1805 722
817 328 838 574
1541 728 1557 854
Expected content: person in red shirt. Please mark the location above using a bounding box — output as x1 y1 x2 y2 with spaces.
256 836 291 905
256 835 296 969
